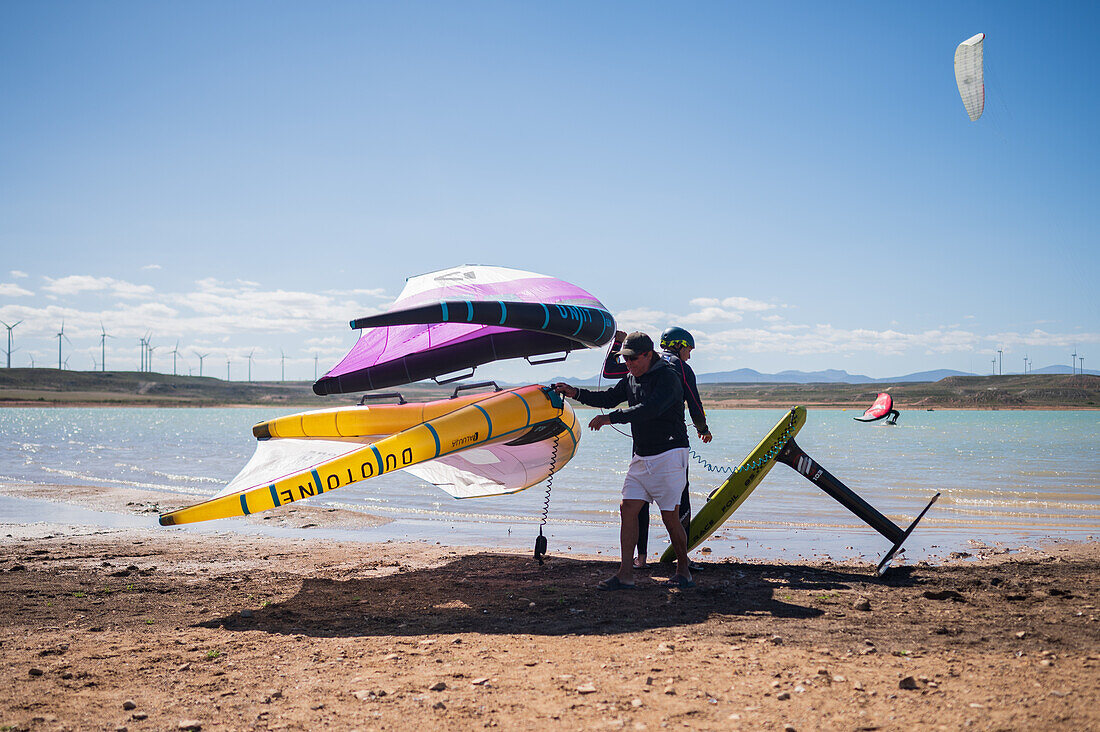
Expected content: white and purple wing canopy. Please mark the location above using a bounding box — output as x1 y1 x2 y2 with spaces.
314 265 615 394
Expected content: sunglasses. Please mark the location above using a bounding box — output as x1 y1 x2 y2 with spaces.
623 352 649 362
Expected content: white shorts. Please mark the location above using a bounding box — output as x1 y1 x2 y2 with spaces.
621 448 688 512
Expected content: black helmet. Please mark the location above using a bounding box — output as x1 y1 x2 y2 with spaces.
660 326 694 352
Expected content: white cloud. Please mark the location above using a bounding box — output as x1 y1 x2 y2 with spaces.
328 287 390 299
42 275 109 295
669 295 784 326
2 272 390 350
42 275 155 299
112 281 157 299
10 276 1099 377
990 329 1100 348
141 264 162 271
304 335 354 348
0 283 34 297
702 324 985 357
10 270 28 278
688 295 776 312
680 307 744 325
614 307 671 334
615 294 787 334
194 277 232 292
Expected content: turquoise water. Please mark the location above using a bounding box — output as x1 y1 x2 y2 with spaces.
1 406 1097 564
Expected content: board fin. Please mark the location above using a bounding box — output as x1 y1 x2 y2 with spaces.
775 438 938 575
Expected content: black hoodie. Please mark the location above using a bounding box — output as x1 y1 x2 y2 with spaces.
574 356 688 457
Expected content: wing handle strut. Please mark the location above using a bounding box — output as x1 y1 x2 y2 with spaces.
451 380 502 399
525 352 569 366
357 391 408 405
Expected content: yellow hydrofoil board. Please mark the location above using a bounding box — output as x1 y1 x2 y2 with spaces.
660 406 806 563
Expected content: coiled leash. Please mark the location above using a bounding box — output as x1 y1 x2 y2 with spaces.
533 433 559 564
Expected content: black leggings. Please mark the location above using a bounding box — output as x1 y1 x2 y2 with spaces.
636 479 691 558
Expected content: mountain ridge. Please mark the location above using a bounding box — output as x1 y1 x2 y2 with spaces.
553 365 1097 387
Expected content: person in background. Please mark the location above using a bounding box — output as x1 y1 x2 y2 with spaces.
553 332 694 590
605 327 712 569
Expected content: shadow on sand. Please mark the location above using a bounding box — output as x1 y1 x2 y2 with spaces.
201 553 919 638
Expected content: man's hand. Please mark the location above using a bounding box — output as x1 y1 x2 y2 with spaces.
588 414 611 431
551 383 579 399
698 429 713 444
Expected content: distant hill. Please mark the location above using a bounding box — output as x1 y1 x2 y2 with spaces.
697 367 986 384
873 369 975 383
0 368 453 407
1031 365 1100 376
697 368 874 384
561 367 974 386
2 368 1097 409
697 374 1100 409
557 365 1097 386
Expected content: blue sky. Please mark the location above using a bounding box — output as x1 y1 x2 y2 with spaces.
1 2 1097 382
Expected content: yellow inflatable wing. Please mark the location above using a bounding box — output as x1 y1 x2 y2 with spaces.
159 385 579 525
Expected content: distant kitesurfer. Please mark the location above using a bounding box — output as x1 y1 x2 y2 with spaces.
553 331 694 590
603 327 712 570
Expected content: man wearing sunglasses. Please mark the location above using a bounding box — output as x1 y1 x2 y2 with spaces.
552 332 694 590
601 327 713 570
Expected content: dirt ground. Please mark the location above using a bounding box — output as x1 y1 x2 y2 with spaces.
2 525 1098 732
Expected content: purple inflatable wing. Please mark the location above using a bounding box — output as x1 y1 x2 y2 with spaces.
314 265 615 395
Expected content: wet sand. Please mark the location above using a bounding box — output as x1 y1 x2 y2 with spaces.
2 492 1098 731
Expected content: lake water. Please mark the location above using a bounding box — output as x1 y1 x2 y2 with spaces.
1 406 1097 565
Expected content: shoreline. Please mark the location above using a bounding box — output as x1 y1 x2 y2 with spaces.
3 372 1097 410
2 400 1097 410
2 526 1097 730
4 480 1091 572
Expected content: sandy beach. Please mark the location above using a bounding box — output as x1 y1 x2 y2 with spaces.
2 486 1098 732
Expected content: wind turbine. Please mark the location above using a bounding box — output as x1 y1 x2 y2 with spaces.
139 335 148 371
1080 356 1086 375
98 322 115 372
1072 347 1078 375
144 333 157 372
314 353 319 381
56 321 71 370
991 358 996 375
147 343 159 374
226 356 231 381
280 349 286 382
194 351 209 377
247 350 255 382
28 353 36 368
997 348 1003 376
170 340 182 376
1 320 22 368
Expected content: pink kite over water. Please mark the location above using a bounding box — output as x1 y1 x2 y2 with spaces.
854 393 900 424
314 265 615 395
